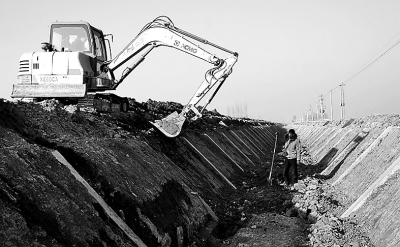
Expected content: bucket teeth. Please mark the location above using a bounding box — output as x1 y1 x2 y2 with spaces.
150 112 186 138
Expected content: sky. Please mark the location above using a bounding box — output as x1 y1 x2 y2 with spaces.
1 0 400 123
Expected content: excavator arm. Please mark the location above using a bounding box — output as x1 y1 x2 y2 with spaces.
102 16 238 137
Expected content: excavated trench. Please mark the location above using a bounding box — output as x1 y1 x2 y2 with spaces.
0 99 291 247
0 98 398 246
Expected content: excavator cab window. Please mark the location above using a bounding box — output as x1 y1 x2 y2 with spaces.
50 24 91 53
92 29 107 61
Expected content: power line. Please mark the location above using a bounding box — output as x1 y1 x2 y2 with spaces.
302 31 400 121
344 37 400 86
360 29 400 69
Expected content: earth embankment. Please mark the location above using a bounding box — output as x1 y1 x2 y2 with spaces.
2 98 387 247
0 98 283 246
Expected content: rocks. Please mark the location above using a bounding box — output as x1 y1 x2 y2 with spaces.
285 207 298 217
289 175 373 246
300 147 314 165
63 104 78 114
307 211 318 223
308 184 317 190
293 181 307 192
36 99 60 112
283 199 293 209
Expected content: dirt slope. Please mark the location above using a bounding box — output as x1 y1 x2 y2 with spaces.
0 98 373 247
0 98 272 246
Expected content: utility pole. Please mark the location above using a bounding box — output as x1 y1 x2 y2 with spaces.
330 90 333 121
342 84 345 120
340 84 342 120
319 94 325 120
310 105 314 121
306 107 309 122
340 83 345 120
306 107 312 122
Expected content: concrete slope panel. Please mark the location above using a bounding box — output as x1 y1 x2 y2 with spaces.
329 128 385 183
354 170 400 247
206 130 255 167
335 127 400 202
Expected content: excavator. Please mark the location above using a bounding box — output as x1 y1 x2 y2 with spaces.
11 16 238 137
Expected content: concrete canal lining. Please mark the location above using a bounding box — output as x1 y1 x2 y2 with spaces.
292 121 400 247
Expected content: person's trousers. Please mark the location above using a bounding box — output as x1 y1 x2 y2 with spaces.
283 158 298 185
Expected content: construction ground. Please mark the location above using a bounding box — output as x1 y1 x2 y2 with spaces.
1 98 399 247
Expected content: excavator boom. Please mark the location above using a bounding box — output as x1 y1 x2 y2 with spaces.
103 16 238 137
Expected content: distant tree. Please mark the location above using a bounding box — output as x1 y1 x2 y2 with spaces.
235 103 240 117
226 103 249 118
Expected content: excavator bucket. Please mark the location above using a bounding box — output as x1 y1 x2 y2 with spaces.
11 84 87 98
150 111 186 138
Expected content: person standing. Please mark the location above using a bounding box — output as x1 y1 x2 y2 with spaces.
282 129 301 187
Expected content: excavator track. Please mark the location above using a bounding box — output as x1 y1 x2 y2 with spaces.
78 94 129 113
77 94 95 109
